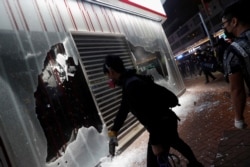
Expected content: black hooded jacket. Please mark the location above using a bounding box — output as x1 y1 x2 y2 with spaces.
111 69 178 133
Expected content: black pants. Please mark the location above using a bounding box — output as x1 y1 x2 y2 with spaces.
204 70 216 82
146 115 198 167
147 137 199 167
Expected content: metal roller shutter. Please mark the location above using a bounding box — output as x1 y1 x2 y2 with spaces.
70 32 145 152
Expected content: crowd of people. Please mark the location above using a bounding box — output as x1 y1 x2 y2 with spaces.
178 0 250 130
177 43 224 84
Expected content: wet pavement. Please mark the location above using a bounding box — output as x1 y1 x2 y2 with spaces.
122 72 250 167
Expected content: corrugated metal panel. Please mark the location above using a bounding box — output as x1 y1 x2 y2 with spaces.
70 31 144 148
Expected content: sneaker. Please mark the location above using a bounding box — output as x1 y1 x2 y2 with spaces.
234 120 247 129
187 162 204 167
157 154 170 167
187 161 204 167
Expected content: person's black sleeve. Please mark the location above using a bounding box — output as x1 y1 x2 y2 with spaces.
111 97 129 132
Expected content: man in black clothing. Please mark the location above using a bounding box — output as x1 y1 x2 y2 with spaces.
103 55 203 167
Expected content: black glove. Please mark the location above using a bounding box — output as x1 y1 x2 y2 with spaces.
108 131 118 156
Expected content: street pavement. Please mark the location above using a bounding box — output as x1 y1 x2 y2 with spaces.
123 72 250 167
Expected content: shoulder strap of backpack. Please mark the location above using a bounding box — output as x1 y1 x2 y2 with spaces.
125 74 154 88
231 42 248 58
124 76 139 88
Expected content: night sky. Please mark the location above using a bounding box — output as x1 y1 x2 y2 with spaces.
163 0 200 36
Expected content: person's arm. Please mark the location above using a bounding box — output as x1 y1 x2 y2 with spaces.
228 72 246 120
111 97 129 132
108 95 130 156
225 45 247 120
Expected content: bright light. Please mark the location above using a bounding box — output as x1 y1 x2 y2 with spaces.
188 46 201 53
176 55 183 60
120 0 166 17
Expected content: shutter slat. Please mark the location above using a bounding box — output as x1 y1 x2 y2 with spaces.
71 32 141 148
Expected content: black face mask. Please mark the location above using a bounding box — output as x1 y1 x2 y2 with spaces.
224 29 235 40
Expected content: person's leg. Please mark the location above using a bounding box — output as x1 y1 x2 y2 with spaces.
147 142 159 167
170 137 203 166
168 114 203 166
208 71 216 80
204 71 209 83
229 72 247 129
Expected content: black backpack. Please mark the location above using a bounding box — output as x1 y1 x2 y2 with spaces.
135 74 180 108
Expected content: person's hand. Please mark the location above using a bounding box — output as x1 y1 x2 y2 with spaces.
108 131 118 156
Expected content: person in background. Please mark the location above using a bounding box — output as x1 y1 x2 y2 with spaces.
214 38 230 73
188 55 197 77
103 55 203 167
222 0 250 129
197 49 217 84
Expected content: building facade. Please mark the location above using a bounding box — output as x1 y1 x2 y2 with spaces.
0 0 184 166
163 0 239 56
